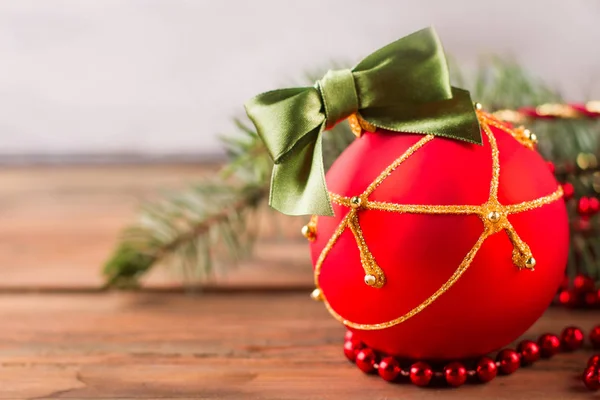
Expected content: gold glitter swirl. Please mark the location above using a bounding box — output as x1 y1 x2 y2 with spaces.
311 111 563 331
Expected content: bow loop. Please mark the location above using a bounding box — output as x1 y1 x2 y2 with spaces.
317 69 358 128
244 27 482 216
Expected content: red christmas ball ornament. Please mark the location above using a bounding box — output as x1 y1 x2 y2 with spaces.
573 275 595 294
538 333 561 358
590 326 600 348
546 161 555 174
355 348 377 373
310 112 569 360
583 367 600 391
409 362 433 387
378 356 400 382
496 349 520 375
517 340 541 365
561 326 584 351
444 362 467 387
476 356 497 382
561 183 575 200
343 339 366 362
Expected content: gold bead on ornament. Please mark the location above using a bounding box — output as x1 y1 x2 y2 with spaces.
525 257 536 270
310 288 323 301
364 274 377 286
301 224 316 242
523 129 538 144
487 211 501 222
350 196 362 209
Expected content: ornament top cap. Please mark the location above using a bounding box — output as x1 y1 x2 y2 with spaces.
244 27 482 216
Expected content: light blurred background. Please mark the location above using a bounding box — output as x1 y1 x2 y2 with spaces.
0 0 598 163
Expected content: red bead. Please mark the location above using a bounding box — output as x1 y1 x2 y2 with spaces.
444 361 467 387
578 197 591 215
590 197 600 214
344 330 354 342
561 326 585 351
585 292 598 307
573 275 596 294
378 357 400 382
557 290 577 307
562 183 575 200
476 356 497 383
538 333 561 358
410 362 433 387
588 354 600 367
547 161 555 174
496 349 520 375
343 340 365 362
517 340 541 365
590 326 600 348
583 367 600 391
355 348 377 373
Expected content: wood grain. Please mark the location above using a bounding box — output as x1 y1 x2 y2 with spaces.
0 165 312 290
0 292 595 399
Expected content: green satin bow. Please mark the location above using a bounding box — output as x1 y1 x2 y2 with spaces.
244 27 481 216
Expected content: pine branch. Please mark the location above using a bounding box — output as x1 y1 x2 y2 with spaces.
103 111 354 287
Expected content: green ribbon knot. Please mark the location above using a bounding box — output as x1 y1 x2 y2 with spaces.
318 69 358 128
245 27 482 217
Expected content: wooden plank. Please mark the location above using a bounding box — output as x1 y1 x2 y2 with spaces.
0 292 597 399
0 165 313 290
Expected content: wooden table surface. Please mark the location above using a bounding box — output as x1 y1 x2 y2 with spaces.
0 165 598 399
0 292 597 400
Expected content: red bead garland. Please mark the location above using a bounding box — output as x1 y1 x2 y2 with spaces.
517 340 541 365
444 362 467 387
538 333 561 358
496 349 520 375
561 326 584 351
409 362 433 387
476 356 497 382
343 325 600 390
355 348 377 373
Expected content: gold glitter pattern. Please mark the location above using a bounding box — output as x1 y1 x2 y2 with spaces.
311 111 563 330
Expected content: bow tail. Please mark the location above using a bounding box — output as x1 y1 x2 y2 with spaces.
269 132 334 216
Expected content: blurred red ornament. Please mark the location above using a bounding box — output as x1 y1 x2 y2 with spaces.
476 356 497 382
561 326 584 351
355 348 377 373
538 334 561 358
517 340 541 365
409 362 433 387
557 290 576 307
562 183 575 200
578 197 591 215
583 367 600 391
547 161 555 174
590 197 600 214
590 326 600 348
573 275 595 294
584 292 598 307
378 356 400 382
444 362 467 387
343 340 365 362
496 349 520 374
